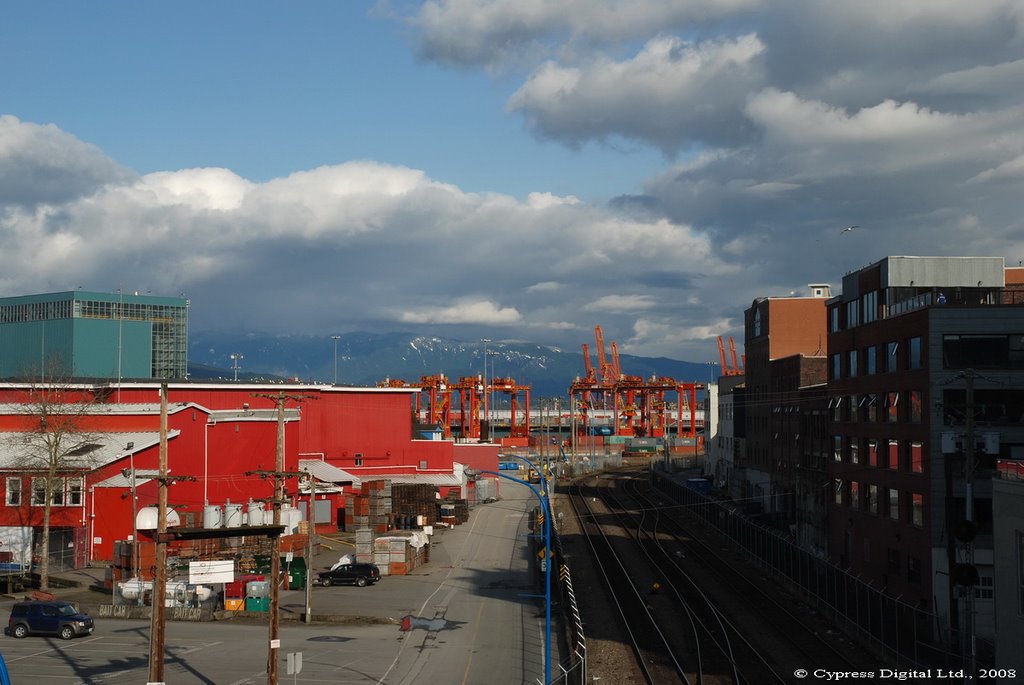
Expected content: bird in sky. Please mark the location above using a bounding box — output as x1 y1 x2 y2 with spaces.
840 225 859 234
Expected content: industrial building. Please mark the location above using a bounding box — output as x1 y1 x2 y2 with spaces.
0 381 499 571
0 291 188 380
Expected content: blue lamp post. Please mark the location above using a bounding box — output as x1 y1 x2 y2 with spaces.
471 466 551 685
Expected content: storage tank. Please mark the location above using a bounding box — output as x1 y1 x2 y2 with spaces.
224 502 244 528
281 504 303 534
247 501 265 526
203 505 223 528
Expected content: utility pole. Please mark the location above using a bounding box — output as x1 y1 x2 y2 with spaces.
145 385 195 684
148 384 168 683
305 473 315 623
252 392 310 685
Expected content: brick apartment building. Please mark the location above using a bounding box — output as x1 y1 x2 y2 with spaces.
741 285 830 531
826 256 1024 644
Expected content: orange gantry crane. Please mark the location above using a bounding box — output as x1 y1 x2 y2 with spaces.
379 375 454 437
451 375 484 440
571 325 706 439
716 335 745 376
490 376 531 438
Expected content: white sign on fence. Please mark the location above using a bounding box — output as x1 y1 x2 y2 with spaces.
188 559 235 584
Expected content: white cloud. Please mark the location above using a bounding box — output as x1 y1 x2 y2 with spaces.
398 299 522 325
526 281 563 292
509 34 765 152
583 294 657 312
407 0 760 67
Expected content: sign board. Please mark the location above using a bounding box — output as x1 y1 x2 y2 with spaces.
286 652 303 675
189 559 235 585
270 639 281 649
285 552 294 563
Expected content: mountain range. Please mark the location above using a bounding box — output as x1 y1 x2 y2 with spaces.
186 331 719 398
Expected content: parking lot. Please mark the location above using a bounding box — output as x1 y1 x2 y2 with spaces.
0 485 561 684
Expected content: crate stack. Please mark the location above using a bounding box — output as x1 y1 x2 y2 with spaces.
445 491 470 524
391 483 440 528
346 479 392 533
372 532 430 576
354 528 374 564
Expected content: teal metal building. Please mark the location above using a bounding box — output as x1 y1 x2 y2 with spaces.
0 291 188 380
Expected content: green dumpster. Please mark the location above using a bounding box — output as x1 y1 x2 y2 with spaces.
285 556 307 589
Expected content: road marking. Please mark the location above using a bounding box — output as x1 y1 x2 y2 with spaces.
459 597 488 685
4 636 106 661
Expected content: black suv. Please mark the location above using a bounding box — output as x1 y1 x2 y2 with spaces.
6 600 94 640
317 563 381 587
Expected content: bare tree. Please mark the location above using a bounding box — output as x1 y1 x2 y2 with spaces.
5 375 100 591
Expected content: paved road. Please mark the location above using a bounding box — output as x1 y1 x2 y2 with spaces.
0 482 558 684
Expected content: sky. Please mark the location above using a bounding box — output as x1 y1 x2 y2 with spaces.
2 1 1024 362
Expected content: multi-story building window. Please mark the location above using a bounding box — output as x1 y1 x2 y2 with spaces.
864 393 880 419
887 341 899 372
848 394 858 422
867 484 878 514
850 439 859 464
908 556 922 584
846 300 859 328
5 477 20 506
850 480 860 508
829 307 840 332
862 290 878 324
975 575 994 600
833 435 843 462
831 354 841 380
889 488 900 521
30 476 83 506
868 439 878 467
909 336 922 370
834 478 844 505
912 493 924 527
888 440 900 470
909 390 922 422
848 350 858 377
886 391 899 422
910 442 923 474
866 346 877 374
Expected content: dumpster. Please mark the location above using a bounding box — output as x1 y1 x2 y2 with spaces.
285 556 307 589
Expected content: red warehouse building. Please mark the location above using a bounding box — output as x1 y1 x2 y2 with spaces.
0 381 499 569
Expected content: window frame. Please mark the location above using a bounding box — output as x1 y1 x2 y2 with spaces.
5 477 21 506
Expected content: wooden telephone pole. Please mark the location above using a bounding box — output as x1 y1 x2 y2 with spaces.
253 391 310 685
146 384 195 683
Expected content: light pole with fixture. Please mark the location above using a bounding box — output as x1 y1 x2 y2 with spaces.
481 339 491 439
331 335 341 385
230 353 243 382
465 466 551 685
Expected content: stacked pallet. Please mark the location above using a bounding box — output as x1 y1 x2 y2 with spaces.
391 483 440 527
354 528 374 564
372 531 430 576
444 492 470 524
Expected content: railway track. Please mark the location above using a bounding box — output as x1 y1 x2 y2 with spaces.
567 467 861 685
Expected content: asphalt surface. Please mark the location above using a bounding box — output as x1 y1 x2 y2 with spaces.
11 526 458 623
0 483 565 684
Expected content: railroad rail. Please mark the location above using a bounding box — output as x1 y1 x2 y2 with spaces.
567 466 861 684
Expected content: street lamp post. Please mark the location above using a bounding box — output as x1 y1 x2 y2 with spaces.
468 467 551 685
331 335 341 385
481 339 491 439
230 353 243 382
